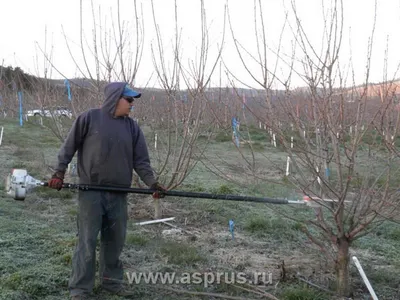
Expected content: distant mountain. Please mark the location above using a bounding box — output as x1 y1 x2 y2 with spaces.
2 65 399 102
350 79 400 98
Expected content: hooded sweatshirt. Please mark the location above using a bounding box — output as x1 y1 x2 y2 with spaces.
54 82 157 188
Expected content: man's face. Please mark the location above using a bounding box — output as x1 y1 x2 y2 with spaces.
114 97 134 117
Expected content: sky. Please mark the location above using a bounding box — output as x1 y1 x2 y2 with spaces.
1 0 400 90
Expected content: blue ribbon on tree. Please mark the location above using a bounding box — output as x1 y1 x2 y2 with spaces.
325 167 330 178
229 219 235 240
64 79 72 101
232 117 239 147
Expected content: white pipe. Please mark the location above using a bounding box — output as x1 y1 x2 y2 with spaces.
155 133 158 150
352 256 379 300
0 126 3 146
286 156 290 176
291 136 293 148
288 200 306 204
273 133 276 147
135 217 175 226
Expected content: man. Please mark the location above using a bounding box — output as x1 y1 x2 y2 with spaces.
48 82 166 299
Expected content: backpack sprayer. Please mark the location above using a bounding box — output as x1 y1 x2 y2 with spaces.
4 168 308 205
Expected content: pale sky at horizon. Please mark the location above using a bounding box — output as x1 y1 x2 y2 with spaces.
1 0 400 90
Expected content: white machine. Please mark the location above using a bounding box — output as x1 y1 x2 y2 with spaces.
5 169 44 200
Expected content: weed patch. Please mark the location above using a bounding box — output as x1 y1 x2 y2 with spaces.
244 215 301 240
126 233 149 246
159 240 205 266
215 132 232 143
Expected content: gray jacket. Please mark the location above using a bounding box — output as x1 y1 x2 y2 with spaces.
54 82 157 188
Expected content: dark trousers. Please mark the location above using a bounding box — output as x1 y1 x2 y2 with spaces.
68 190 128 296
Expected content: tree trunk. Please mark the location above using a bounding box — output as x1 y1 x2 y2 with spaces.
336 237 350 297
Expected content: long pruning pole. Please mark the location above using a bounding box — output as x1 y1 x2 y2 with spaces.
42 182 305 205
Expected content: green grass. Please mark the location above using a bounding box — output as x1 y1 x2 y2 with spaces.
243 214 304 241
159 240 206 266
210 184 239 195
34 186 75 200
386 227 400 241
0 198 75 299
214 131 232 142
126 233 149 246
1 117 400 299
353 234 400 262
180 183 207 192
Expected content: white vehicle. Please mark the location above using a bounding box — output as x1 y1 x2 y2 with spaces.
25 107 73 119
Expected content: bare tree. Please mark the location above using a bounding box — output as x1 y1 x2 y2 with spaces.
208 0 400 296
146 0 226 218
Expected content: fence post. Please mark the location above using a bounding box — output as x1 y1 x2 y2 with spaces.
352 256 379 300
0 126 4 146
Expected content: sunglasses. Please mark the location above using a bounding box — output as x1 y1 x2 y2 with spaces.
123 97 135 103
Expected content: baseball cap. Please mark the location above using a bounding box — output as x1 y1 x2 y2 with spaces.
122 84 141 98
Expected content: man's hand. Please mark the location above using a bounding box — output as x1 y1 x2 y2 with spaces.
48 171 65 191
150 182 167 199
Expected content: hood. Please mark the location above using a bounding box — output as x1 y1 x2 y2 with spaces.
102 82 128 116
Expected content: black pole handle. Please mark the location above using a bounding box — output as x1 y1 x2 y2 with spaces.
42 182 301 205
